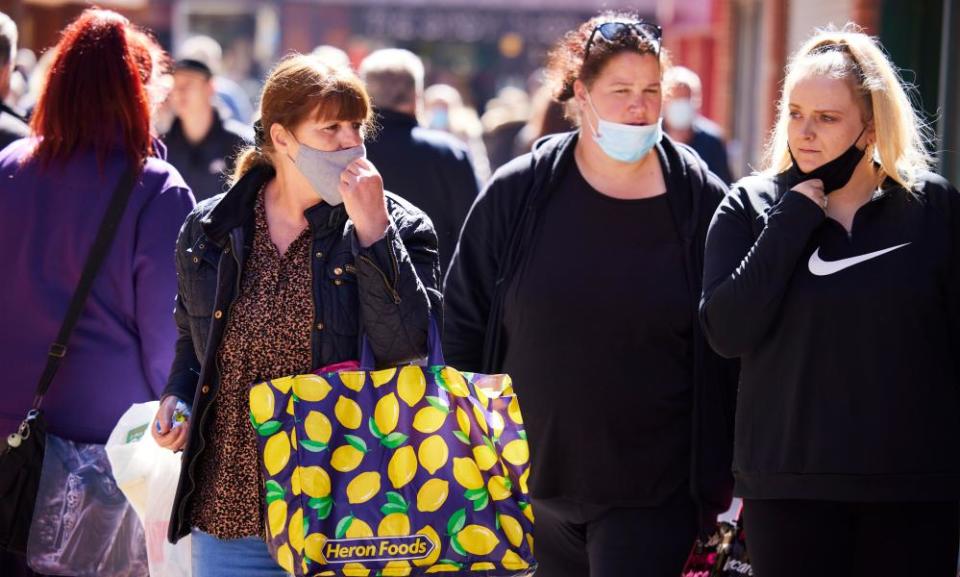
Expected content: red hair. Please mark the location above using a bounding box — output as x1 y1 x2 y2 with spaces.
29 9 164 170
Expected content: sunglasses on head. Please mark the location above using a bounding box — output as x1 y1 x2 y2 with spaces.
584 20 663 62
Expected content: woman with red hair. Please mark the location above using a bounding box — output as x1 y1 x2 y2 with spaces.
0 10 193 576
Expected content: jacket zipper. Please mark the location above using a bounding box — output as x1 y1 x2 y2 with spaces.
358 254 401 304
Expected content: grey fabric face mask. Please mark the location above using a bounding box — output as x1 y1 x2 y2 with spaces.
289 142 366 206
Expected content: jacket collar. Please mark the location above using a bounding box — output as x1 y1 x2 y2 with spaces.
529 130 705 239
168 108 229 145
200 163 349 244
374 107 418 130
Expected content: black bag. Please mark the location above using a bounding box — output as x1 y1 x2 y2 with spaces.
0 412 46 555
0 165 138 557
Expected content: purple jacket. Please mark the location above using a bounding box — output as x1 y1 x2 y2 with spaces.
0 138 195 444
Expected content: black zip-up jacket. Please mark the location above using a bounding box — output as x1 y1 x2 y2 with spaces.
366 108 480 274
163 164 441 543
701 171 960 501
443 131 739 523
162 109 253 202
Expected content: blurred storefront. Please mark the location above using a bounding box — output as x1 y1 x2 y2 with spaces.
4 0 726 113
3 0 954 181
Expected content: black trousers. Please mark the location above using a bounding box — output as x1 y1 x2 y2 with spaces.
531 491 699 577
0 551 42 577
743 499 960 577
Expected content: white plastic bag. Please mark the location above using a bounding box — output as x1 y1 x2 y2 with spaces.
105 401 191 577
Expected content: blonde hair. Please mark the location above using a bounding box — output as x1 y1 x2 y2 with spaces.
231 53 374 185
763 24 932 189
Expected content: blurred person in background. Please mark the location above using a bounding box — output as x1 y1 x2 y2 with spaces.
424 82 490 181
480 85 530 172
361 48 480 275
162 57 252 202
0 9 194 577
178 35 254 124
20 48 56 117
311 44 351 69
6 44 33 112
0 12 28 151
515 84 577 154
662 65 733 184
444 11 736 577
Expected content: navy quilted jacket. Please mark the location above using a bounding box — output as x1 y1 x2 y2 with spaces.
162 163 441 542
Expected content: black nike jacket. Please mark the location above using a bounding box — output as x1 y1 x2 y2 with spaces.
701 170 960 501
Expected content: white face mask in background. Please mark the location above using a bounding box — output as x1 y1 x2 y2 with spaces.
664 99 696 131
584 91 663 164
288 141 367 206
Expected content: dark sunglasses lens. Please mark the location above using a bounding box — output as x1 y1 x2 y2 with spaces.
640 23 662 41
597 22 631 42
596 21 661 48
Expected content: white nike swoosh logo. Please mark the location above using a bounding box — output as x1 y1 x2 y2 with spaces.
808 242 911 276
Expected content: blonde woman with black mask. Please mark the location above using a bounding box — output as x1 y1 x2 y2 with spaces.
701 25 960 577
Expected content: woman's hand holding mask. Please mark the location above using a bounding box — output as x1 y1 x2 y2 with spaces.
340 157 390 247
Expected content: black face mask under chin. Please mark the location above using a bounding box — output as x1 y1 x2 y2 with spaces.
787 126 868 194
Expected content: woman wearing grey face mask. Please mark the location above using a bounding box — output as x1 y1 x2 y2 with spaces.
150 53 440 577
443 11 737 577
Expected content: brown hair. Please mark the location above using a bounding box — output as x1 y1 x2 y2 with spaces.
231 53 375 185
545 11 668 103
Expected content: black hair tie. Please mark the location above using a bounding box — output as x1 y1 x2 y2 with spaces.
253 119 265 147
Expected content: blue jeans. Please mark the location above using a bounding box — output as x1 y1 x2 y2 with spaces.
192 529 290 577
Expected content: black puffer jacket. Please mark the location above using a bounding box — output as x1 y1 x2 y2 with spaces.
163 163 441 542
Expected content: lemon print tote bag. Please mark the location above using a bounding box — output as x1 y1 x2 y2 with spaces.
249 319 536 576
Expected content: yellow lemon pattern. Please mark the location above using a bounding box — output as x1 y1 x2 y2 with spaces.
416 479 449 513
417 435 449 475
304 411 332 441
330 442 366 473
291 374 331 402
263 432 291 476
334 396 363 430
411 406 448 434
249 366 534 575
347 471 381 504
249 383 275 425
397 366 426 407
387 445 418 489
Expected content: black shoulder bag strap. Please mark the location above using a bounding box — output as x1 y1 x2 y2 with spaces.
30 164 140 410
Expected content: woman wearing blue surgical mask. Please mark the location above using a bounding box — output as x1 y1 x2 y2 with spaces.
701 25 960 577
443 11 737 577
150 53 440 577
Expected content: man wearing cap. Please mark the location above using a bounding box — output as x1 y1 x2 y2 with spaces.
162 58 253 201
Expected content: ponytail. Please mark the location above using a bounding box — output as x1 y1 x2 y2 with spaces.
230 145 273 186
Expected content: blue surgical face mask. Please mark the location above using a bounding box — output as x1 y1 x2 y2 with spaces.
585 91 662 163
428 108 449 131
287 140 366 206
